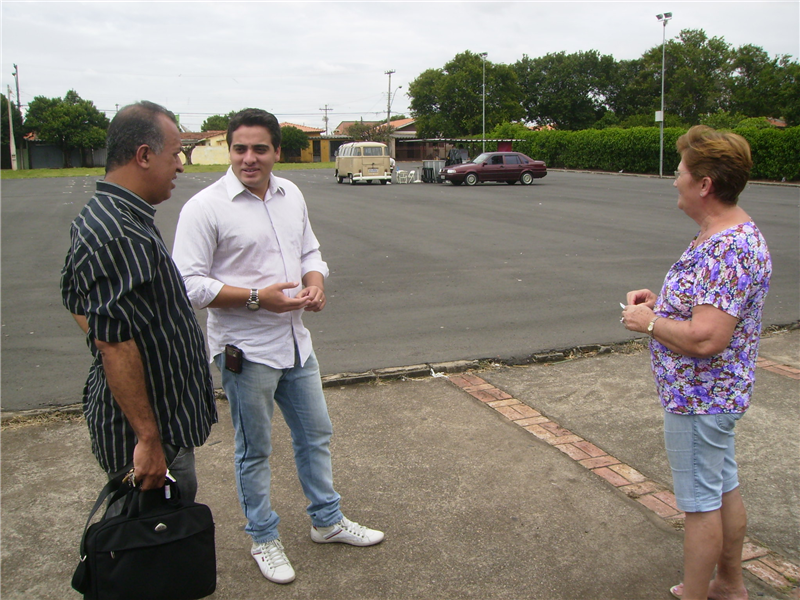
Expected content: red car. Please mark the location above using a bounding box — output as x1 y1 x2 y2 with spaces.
442 151 547 186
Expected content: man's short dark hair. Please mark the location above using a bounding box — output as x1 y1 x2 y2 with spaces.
105 101 178 173
227 109 281 149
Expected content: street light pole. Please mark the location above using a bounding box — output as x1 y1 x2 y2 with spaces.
385 69 396 155
656 12 672 178
480 52 487 153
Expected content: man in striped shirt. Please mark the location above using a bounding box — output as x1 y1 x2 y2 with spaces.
60 101 217 500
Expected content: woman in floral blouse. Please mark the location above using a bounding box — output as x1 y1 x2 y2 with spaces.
622 125 771 600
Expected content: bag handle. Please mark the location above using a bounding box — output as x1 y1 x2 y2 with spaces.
78 475 181 558
77 473 131 559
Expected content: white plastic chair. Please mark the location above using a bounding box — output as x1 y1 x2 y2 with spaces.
407 170 416 183
396 170 409 184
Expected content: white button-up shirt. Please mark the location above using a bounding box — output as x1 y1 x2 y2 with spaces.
173 168 329 369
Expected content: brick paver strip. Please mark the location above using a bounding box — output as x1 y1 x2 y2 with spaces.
464 383 495 392
609 463 647 484
514 416 549 427
742 540 771 561
487 398 521 408
620 481 663 496
761 555 800 581
579 455 621 469
756 358 800 380
540 421 574 437
573 440 606 458
637 494 681 518
593 466 630 487
554 443 591 461
653 491 680 511
744 561 792 590
447 371 800 596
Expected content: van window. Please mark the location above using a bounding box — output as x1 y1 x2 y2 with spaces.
363 147 384 157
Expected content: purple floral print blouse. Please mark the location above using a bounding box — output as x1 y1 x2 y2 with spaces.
651 222 771 414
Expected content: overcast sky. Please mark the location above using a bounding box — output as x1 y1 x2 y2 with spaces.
2 1 798 132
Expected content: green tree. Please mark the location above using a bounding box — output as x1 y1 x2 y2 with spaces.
725 45 785 118
23 90 109 168
776 58 800 126
514 50 618 130
280 125 310 161
662 29 734 124
606 58 652 120
345 120 391 143
409 51 523 137
201 111 236 131
1 93 24 146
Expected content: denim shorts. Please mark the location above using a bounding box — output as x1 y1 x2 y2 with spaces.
663 410 743 513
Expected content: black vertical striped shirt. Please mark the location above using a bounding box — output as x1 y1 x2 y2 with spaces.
61 181 217 473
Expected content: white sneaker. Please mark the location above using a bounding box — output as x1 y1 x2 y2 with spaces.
310 516 385 546
251 539 296 584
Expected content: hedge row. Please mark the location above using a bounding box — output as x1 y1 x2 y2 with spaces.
485 126 799 181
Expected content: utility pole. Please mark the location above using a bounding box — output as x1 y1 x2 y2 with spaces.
7 85 18 170
12 64 21 113
385 69 395 152
319 104 332 135
384 70 395 131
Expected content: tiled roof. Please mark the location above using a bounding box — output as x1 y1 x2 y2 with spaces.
333 118 416 135
390 118 415 129
180 130 226 141
280 122 325 134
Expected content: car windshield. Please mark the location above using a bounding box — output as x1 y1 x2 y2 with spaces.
472 153 491 164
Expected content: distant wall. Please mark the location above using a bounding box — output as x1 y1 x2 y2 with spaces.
28 144 106 169
185 146 230 165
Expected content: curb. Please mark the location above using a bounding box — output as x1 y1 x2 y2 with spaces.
4 323 796 424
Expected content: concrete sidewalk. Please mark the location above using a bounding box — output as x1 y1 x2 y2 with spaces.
1 329 797 599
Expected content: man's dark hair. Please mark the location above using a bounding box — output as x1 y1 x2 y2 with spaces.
227 108 281 149
105 101 178 173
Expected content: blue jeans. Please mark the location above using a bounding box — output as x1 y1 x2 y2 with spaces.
214 350 342 543
664 410 742 513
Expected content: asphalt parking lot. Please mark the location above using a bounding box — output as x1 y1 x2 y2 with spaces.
1 167 798 411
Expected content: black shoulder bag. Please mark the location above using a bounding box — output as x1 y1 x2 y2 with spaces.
72 475 216 600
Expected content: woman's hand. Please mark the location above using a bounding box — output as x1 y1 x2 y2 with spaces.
626 289 657 308
621 303 656 334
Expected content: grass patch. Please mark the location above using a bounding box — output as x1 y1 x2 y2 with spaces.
1 161 335 180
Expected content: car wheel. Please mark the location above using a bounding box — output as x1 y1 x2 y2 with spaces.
465 173 478 186
336 171 344 184
520 172 533 185
380 179 388 185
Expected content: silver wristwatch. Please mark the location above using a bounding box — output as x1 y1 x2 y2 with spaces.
246 289 260 311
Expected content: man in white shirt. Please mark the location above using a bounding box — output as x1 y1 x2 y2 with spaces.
173 109 383 585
